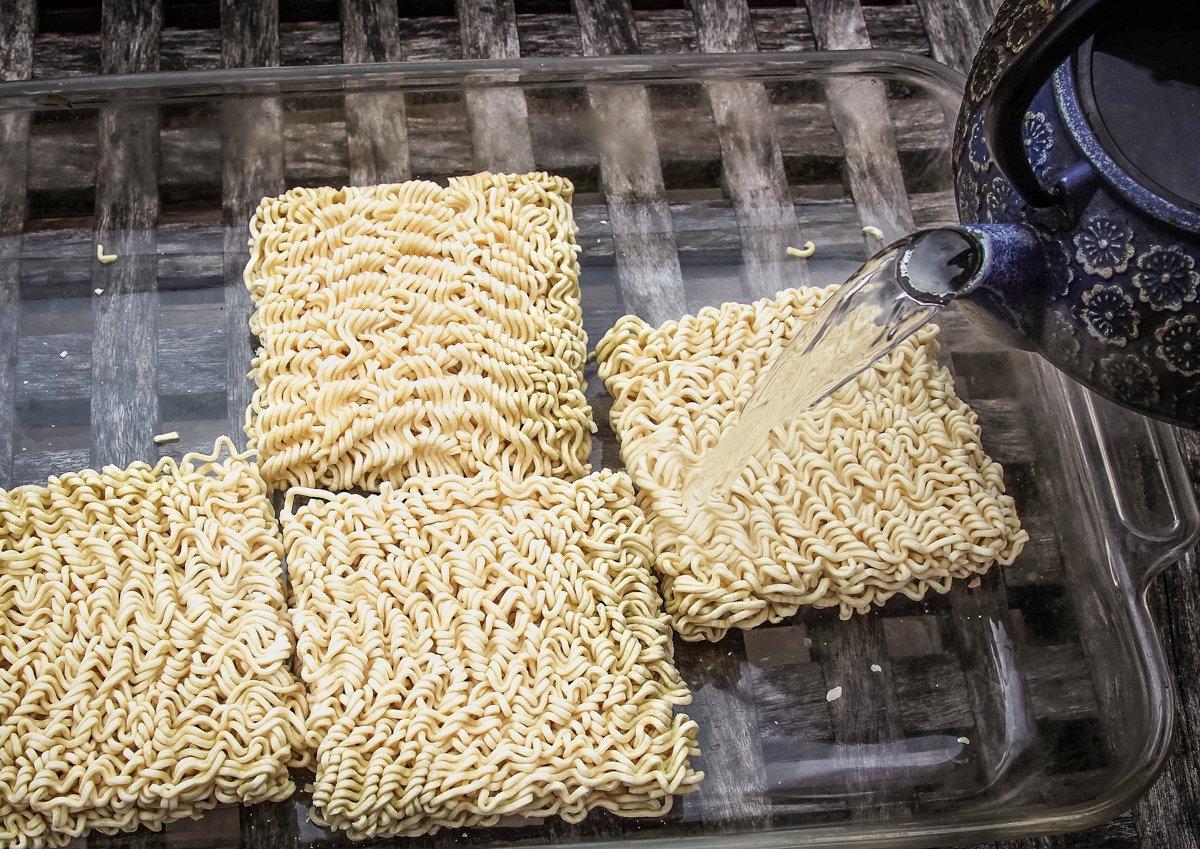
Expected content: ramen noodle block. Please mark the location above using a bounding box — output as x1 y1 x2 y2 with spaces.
283 471 701 839
244 172 595 491
0 439 309 849
596 286 1028 642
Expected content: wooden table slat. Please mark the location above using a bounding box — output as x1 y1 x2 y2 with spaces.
89 0 162 471
0 0 33 489
457 0 535 172
913 0 1001 74
807 0 915 246
341 0 411 184
692 0 808 297
574 0 686 327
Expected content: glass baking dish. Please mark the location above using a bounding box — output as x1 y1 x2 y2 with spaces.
0 50 1195 849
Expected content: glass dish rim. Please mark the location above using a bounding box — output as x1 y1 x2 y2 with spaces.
0 46 1189 848
0 48 966 107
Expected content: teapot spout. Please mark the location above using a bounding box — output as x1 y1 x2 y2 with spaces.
899 224 1051 352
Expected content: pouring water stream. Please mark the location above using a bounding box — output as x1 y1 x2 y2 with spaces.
681 229 982 511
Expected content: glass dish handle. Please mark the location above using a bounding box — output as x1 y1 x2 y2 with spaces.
1048 362 1200 589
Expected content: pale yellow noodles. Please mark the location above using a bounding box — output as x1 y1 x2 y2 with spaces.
244 172 594 491
596 286 1028 642
282 471 701 839
0 438 309 849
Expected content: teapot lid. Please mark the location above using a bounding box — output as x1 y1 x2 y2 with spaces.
1074 0 1200 212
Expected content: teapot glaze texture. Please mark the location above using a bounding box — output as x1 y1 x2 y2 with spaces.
951 0 1200 427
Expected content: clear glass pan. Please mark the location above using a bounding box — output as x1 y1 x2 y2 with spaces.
0 49 1195 849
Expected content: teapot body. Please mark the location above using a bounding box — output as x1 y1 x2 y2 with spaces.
952 0 1200 427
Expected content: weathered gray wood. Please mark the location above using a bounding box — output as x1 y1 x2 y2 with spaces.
946 568 1042 787
813 614 913 818
279 22 342 67
88 0 162 471
221 104 282 448
0 234 17 489
26 6 934 79
101 0 161 78
88 831 166 849
0 0 33 79
32 32 99 78
160 28 222 72
939 309 1053 787
1140 543 1200 849
17 188 957 291
341 0 411 185
691 0 807 298
574 0 686 327
457 0 534 172
220 1 278 69
0 0 33 489
913 0 998 74
574 0 638 56
1112 426 1200 849
576 0 760 825
239 797 300 849
679 638 772 830
218 14 281 444
807 0 916 246
399 16 462 62
632 10 697 55
517 8 929 61
893 652 976 733
16 334 92 398
0 0 32 491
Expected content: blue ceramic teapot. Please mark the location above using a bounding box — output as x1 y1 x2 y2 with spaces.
926 0 1200 427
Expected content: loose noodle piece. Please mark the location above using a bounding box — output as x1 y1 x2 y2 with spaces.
0 438 309 849
244 173 595 491
283 471 702 839
596 287 1028 642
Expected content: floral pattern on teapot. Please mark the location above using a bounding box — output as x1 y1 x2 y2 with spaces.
952 0 1200 427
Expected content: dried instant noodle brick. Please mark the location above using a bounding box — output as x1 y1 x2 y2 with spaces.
244 172 595 491
0 438 309 849
595 286 1028 642
283 471 701 839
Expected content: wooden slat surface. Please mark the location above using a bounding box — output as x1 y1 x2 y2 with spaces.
456 0 535 171
691 0 808 297
807 0 914 247
218 2 281 451
5 3 1200 849
574 0 686 327
0 0 33 488
90 0 161 470
340 0 410 184
914 0 1001 74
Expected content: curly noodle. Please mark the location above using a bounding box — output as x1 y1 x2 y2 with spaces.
282 471 701 839
0 438 309 849
244 173 595 491
596 286 1028 642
